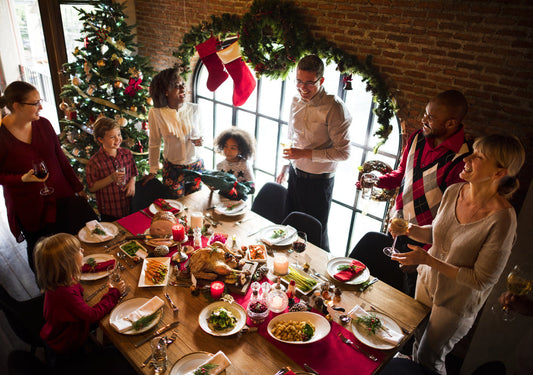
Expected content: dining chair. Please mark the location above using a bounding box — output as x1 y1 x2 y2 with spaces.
251 182 288 224
7 350 50 375
348 231 405 291
281 211 322 248
0 283 45 354
131 178 173 212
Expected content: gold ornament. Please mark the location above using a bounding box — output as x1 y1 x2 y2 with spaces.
87 84 96 96
73 47 80 55
97 59 106 67
71 77 81 86
114 81 123 89
111 54 123 64
117 117 128 127
59 100 68 111
83 61 90 75
128 67 140 78
146 97 153 106
130 106 137 112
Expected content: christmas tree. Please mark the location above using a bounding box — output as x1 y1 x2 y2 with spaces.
59 0 154 184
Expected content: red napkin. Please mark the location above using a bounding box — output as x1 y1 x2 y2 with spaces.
334 260 366 281
81 259 115 273
153 198 180 214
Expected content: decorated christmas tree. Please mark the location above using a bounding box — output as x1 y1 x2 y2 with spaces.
59 0 154 182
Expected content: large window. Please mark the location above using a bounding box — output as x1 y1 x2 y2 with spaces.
193 62 401 257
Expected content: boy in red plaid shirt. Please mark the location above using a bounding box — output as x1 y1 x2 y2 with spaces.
86 117 137 221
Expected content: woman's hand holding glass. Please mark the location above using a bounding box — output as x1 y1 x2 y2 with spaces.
493 265 532 322
384 211 409 257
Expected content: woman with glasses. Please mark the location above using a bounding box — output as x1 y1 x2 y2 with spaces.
142 68 205 198
0 81 93 272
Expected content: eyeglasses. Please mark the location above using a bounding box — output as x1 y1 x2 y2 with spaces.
20 99 43 107
295 78 321 87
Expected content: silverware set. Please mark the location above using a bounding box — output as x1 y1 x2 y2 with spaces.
85 284 107 302
234 217 252 226
204 212 220 226
337 332 378 362
116 250 135 268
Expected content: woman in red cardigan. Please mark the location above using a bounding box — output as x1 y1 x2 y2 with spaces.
0 81 95 271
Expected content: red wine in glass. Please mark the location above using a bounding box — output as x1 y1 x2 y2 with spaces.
292 231 307 267
32 160 54 196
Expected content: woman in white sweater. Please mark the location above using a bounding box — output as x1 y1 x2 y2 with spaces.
390 134 525 374
143 68 204 198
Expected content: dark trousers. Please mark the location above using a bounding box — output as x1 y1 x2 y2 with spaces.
394 234 427 297
287 166 334 252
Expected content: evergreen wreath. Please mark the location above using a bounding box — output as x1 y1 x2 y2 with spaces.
173 0 397 150
240 0 309 79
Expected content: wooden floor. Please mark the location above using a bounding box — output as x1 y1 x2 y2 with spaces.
0 185 42 371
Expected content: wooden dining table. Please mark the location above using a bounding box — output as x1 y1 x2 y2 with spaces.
80 187 430 375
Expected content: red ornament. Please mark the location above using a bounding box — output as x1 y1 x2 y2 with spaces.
125 77 142 97
84 37 89 48
142 121 148 130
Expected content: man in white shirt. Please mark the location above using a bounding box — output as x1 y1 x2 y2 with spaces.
277 55 352 251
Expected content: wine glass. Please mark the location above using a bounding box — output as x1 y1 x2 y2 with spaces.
493 265 532 322
32 160 54 196
292 231 307 267
383 211 409 257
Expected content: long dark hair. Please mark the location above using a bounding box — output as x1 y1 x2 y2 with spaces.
149 68 180 108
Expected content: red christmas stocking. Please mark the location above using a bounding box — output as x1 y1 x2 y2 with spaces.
216 40 256 107
195 37 228 92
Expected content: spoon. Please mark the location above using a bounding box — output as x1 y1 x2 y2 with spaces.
204 212 220 226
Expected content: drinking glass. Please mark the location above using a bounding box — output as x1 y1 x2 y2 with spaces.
114 162 126 187
107 264 122 289
492 265 532 322
360 173 378 200
292 231 307 267
32 160 54 196
150 336 167 373
383 211 409 257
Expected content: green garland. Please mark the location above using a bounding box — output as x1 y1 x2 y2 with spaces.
173 0 397 150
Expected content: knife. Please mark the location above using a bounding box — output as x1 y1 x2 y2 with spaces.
85 283 107 302
164 293 179 312
303 363 320 375
133 320 179 348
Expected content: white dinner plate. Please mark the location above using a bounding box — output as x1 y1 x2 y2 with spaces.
267 311 331 344
109 297 163 335
170 352 227 375
258 225 297 246
148 199 184 215
138 257 171 287
198 301 246 337
326 257 371 285
80 253 114 281
78 222 119 243
351 311 402 350
214 200 247 216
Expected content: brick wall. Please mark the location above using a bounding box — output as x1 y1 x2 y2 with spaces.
134 0 533 206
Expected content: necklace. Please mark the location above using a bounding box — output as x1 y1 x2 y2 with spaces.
462 189 497 222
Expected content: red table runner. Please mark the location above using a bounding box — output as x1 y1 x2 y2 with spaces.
232 285 385 375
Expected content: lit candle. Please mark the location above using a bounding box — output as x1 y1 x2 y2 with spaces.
190 212 203 229
273 254 289 275
271 295 284 310
172 224 185 242
210 281 225 299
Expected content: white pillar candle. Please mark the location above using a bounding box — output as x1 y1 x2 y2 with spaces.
273 254 289 275
190 212 203 229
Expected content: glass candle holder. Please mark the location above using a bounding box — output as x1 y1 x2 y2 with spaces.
210 281 225 299
267 288 289 313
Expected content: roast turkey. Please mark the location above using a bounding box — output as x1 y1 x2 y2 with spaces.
189 241 245 280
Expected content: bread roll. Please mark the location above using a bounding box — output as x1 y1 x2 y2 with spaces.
150 211 177 237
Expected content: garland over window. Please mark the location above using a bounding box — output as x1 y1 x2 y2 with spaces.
173 0 397 150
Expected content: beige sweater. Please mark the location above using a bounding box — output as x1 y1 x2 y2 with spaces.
417 183 517 317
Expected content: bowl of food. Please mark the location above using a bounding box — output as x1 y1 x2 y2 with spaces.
246 244 267 263
198 301 246 336
267 312 331 344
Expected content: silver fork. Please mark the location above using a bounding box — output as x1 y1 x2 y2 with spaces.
139 330 178 368
234 217 252 226
337 332 378 361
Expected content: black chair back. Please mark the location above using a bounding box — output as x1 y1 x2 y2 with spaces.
131 179 173 212
0 283 45 353
348 232 405 291
282 211 322 248
251 182 288 224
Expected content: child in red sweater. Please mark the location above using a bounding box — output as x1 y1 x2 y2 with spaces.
34 233 125 357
